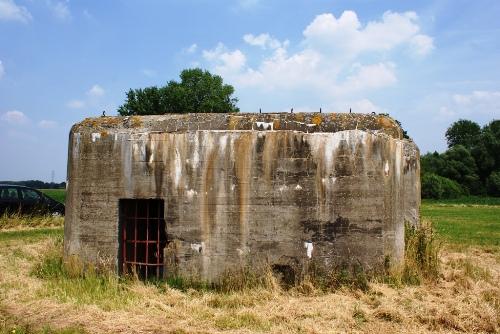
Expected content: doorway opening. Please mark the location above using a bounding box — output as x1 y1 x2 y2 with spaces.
118 199 166 280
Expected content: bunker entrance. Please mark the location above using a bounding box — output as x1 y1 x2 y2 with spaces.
119 199 166 280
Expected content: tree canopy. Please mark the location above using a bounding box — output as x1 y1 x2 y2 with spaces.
421 119 500 198
118 68 239 115
445 119 481 149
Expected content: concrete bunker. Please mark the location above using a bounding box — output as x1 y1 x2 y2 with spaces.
64 113 420 282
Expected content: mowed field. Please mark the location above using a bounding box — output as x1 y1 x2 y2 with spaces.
0 193 498 334
39 189 66 204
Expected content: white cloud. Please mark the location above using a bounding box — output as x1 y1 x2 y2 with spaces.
38 120 57 128
203 43 247 74
350 99 385 114
67 84 105 109
0 0 32 23
302 11 431 56
410 34 434 56
339 62 397 94
0 60 4 79
435 106 455 120
436 90 500 121
1 110 28 124
67 99 85 109
47 0 71 21
201 10 432 98
453 90 500 105
184 43 198 54
87 84 105 98
243 33 287 50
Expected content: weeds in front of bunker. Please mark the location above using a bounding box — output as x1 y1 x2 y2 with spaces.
158 264 281 293
0 212 64 230
32 236 137 311
32 221 442 312
382 220 441 286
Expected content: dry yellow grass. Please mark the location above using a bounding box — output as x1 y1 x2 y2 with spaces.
0 232 498 334
0 213 64 230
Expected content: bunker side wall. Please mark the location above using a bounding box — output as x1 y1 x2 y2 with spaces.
64 128 419 281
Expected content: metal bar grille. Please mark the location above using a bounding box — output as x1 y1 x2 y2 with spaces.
119 199 166 280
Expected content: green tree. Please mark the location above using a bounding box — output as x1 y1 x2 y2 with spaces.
118 68 239 115
441 145 481 194
421 173 463 199
421 119 500 198
445 119 481 149
481 120 500 171
486 171 500 196
420 151 446 175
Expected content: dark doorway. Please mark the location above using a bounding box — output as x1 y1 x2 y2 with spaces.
119 199 167 280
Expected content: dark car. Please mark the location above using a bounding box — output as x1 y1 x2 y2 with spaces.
0 185 65 216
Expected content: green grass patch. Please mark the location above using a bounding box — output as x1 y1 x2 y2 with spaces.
422 196 500 206
421 202 500 247
39 189 66 204
0 227 63 242
32 238 137 311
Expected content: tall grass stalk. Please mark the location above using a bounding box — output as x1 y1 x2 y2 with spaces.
401 219 441 284
32 238 136 310
0 212 64 230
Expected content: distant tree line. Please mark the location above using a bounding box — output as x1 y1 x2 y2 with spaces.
0 180 66 189
421 119 500 199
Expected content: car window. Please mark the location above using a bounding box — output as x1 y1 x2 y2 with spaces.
0 188 19 200
21 189 41 201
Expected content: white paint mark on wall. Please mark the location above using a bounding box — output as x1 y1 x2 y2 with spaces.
295 184 303 190
395 141 402 180
91 133 101 142
191 133 200 169
191 242 204 253
231 184 236 191
218 134 228 152
304 242 313 258
186 189 197 200
236 247 250 256
306 132 343 173
173 148 182 188
384 161 390 176
279 185 288 192
255 122 273 130
73 133 81 160
121 136 133 196
149 139 155 164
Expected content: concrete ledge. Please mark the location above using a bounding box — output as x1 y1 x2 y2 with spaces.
72 113 403 139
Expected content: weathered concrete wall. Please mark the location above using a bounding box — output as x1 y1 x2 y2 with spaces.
64 113 420 281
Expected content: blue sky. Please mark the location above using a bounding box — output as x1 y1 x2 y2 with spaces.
1 0 499 182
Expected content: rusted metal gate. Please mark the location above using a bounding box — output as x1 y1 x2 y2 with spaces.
119 199 166 280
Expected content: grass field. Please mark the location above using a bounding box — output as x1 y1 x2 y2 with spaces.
0 197 498 333
421 201 500 247
39 189 66 204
